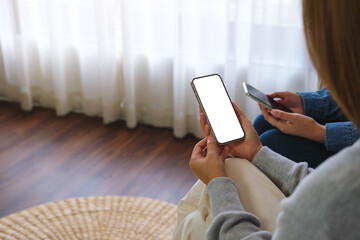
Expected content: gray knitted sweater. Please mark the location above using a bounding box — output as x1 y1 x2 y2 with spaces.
207 139 360 239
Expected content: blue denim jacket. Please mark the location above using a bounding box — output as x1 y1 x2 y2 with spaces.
298 88 359 152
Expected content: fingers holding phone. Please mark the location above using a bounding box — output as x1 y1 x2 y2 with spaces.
189 136 229 184
192 75 263 161
258 104 283 127
227 103 263 161
267 91 304 114
259 104 325 143
199 106 211 136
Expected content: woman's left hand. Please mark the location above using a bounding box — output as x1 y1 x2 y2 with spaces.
189 136 229 185
259 104 325 143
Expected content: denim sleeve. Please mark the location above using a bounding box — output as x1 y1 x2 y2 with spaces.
325 122 359 152
298 88 347 123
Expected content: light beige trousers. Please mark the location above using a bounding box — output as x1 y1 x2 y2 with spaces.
172 158 285 240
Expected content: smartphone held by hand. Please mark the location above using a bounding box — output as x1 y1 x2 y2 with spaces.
242 82 292 113
191 74 245 144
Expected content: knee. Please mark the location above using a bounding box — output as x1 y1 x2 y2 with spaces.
259 129 284 148
253 114 272 135
173 209 211 240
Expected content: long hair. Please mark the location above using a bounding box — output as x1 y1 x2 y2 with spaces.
302 0 360 131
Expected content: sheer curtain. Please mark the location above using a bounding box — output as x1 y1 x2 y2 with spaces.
0 0 317 138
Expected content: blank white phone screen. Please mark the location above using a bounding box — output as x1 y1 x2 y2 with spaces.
193 75 245 144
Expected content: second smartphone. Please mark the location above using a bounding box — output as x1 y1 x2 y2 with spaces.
243 82 292 113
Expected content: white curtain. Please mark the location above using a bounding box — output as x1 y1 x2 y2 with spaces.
0 0 317 138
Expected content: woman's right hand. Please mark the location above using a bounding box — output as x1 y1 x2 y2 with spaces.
259 104 326 143
199 103 262 161
267 91 304 114
226 103 263 161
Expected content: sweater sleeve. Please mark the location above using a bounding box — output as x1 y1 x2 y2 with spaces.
206 177 272 240
252 147 313 196
206 147 314 240
206 141 360 240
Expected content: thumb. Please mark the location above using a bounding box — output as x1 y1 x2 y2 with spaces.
219 146 229 162
232 102 250 124
206 136 218 155
267 91 286 99
267 92 278 98
270 109 294 121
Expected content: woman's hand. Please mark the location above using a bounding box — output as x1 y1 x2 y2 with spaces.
198 102 262 161
259 104 325 143
189 136 229 184
199 106 211 136
267 91 304 114
226 103 263 161
199 106 211 137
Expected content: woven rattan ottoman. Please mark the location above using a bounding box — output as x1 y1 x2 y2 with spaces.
0 196 177 240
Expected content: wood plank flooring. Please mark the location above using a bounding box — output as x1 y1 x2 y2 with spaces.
0 101 199 218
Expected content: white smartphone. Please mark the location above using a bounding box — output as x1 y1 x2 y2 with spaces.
242 82 292 113
191 74 245 144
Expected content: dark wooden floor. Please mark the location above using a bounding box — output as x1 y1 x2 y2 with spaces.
0 101 199 218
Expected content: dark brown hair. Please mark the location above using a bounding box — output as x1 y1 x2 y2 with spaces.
302 0 360 131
